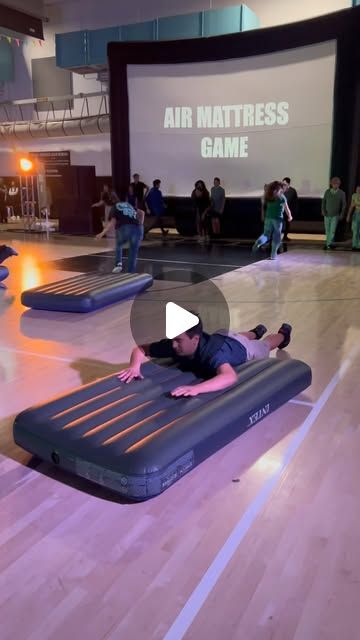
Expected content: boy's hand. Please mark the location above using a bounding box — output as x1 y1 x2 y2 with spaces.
118 367 144 383
287 215 293 222
95 233 103 240
171 385 200 397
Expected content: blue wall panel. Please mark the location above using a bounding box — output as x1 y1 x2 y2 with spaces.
56 31 88 68
203 6 242 37
88 27 121 65
241 5 260 30
56 4 261 69
122 21 155 42
158 12 202 41
0 40 13 82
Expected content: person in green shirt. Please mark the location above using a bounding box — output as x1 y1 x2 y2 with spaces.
346 185 360 251
321 176 346 250
252 181 292 260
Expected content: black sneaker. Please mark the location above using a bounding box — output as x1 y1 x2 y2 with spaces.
250 324 267 340
0 245 18 262
278 323 292 349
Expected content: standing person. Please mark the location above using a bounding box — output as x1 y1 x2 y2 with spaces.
0 178 8 224
252 181 292 260
346 184 360 251
282 177 298 240
191 180 210 240
130 173 149 210
208 177 226 237
145 179 168 237
96 190 144 273
321 177 346 250
92 183 113 227
7 180 20 220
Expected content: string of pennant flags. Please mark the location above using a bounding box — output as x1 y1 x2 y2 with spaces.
0 33 43 47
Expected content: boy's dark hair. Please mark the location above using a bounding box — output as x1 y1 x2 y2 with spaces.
283 177 291 184
265 180 283 202
184 313 203 338
133 173 139 179
214 177 220 182
153 179 161 187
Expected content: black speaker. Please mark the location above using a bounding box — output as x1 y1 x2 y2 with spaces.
56 198 103 235
58 166 97 202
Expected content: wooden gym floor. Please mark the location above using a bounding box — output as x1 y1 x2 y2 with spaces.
0 232 359 640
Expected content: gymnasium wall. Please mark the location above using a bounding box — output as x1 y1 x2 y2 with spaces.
43 0 351 31
0 0 353 178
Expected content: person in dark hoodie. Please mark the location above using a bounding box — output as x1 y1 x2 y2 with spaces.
282 177 298 240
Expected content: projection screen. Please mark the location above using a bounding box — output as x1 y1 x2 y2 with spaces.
127 41 336 197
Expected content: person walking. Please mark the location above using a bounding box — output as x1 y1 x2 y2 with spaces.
252 181 292 260
92 183 113 225
96 190 144 273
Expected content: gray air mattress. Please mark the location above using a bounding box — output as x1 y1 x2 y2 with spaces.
13 358 312 500
0 266 9 284
21 272 153 312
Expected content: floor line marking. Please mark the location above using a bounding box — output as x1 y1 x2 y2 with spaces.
91 255 243 269
0 347 73 363
288 398 315 408
137 257 242 268
163 349 358 640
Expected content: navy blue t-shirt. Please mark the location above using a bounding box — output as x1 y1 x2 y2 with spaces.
146 187 165 215
109 202 138 228
148 332 247 378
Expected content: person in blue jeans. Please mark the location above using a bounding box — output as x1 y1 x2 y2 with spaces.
252 181 292 260
96 190 144 273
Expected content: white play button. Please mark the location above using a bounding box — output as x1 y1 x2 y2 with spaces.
165 302 199 339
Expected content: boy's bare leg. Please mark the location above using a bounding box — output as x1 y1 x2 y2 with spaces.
263 333 285 351
238 331 257 341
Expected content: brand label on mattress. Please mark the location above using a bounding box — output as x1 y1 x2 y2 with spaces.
248 403 270 426
160 451 194 490
75 458 129 494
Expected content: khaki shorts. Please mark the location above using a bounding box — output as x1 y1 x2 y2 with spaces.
215 330 271 361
